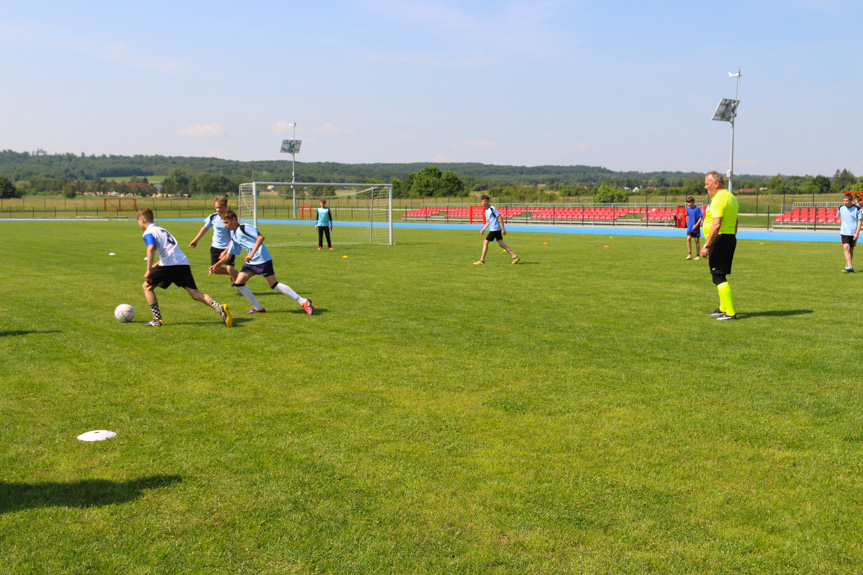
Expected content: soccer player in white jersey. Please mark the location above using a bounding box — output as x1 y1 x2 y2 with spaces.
474 194 519 265
189 196 238 283
136 208 233 327
211 210 314 316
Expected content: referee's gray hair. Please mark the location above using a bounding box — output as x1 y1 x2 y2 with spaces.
706 171 724 187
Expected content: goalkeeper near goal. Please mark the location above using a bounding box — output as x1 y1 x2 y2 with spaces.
315 199 334 250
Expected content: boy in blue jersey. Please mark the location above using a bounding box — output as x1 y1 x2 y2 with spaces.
211 210 314 316
136 208 233 328
189 196 238 283
474 195 519 265
685 196 703 260
837 193 862 272
315 199 334 250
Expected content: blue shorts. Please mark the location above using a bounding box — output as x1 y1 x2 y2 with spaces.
241 260 276 277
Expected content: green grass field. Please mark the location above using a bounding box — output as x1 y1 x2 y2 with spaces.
2 221 862 573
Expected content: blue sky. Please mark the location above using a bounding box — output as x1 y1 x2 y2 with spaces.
1 0 861 176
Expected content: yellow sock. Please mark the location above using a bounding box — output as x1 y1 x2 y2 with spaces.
717 282 735 316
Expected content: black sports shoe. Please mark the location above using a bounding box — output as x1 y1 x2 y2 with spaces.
716 313 738 321
707 309 723 317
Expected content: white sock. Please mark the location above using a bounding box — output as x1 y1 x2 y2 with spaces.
237 285 263 310
273 282 303 304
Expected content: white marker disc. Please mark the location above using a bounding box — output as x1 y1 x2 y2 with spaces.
77 430 117 442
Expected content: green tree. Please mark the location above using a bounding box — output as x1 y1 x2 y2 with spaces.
62 183 77 199
833 168 856 192
163 168 190 195
812 175 832 195
593 183 628 203
0 175 19 198
439 171 465 196
412 166 444 197
395 166 466 198
682 178 704 198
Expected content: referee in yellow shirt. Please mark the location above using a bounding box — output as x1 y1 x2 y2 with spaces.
700 171 739 320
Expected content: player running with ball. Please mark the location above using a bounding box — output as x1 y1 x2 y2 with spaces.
211 211 314 316
136 208 232 328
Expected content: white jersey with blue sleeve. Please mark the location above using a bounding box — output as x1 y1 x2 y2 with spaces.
485 206 503 232
227 223 272 265
204 212 232 249
143 223 190 266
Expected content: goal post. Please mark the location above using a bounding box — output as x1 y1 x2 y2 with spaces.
104 197 138 212
237 182 393 247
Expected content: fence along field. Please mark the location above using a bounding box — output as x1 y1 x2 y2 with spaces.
0 193 853 232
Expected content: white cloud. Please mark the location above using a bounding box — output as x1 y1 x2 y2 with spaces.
432 154 450 162
401 134 419 140
271 121 297 134
577 142 591 151
464 138 498 149
313 123 341 134
177 123 224 137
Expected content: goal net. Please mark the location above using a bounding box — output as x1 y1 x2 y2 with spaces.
237 182 393 247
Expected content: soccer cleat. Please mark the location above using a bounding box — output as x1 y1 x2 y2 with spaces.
694 256 700 260
473 260 485 265
329 247 334 250
511 257 520 265
716 313 738 321
142 319 163 327
246 307 267 314
686 254 692 260
318 247 322 250
707 309 723 317
220 304 233 327
302 299 314 316
843 266 855 273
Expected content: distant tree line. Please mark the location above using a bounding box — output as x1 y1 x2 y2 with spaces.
1 149 861 203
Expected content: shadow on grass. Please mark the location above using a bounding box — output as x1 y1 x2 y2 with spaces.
0 475 182 513
0 330 62 337
739 309 813 319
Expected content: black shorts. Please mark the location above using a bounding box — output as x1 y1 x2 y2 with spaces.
240 260 276 277
709 234 737 276
841 235 857 247
147 265 198 290
210 246 235 266
687 231 701 238
486 230 503 242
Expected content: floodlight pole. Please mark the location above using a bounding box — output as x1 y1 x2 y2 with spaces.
280 124 301 218
728 70 742 194
291 123 297 219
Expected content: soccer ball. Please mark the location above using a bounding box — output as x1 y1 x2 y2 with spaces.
114 304 135 323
